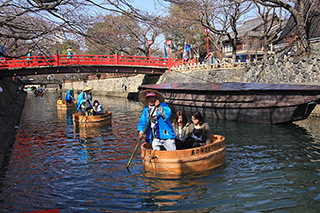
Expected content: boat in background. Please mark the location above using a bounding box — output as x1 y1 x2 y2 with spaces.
72 111 112 127
34 89 44 96
57 101 77 110
139 82 320 124
141 135 226 175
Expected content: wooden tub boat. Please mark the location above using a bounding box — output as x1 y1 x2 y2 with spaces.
72 111 112 127
141 135 225 175
34 90 44 96
139 82 320 124
57 101 77 110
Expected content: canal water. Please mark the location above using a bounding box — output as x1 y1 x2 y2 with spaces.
0 91 319 212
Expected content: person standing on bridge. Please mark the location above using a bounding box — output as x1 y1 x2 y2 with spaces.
137 90 176 151
77 87 93 116
65 89 75 104
67 48 73 62
27 49 32 65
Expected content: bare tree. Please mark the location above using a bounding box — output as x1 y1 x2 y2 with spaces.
252 0 320 55
0 0 154 57
85 13 161 56
253 3 285 61
163 0 252 61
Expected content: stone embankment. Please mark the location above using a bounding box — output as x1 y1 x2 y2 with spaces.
0 78 27 168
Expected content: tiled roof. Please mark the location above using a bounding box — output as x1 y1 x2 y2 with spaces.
223 15 279 41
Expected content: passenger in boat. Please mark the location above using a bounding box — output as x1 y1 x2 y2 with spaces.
180 111 212 149
77 87 93 116
57 96 63 105
92 100 104 115
137 90 176 151
65 89 75 104
172 111 191 150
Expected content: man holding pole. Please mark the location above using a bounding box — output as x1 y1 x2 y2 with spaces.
137 90 176 151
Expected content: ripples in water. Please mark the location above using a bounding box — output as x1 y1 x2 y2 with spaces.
0 91 319 212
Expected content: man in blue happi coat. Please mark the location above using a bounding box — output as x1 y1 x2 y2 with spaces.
137 90 176 151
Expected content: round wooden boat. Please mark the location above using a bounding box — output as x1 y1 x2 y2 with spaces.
34 90 44 96
72 111 112 127
141 135 226 175
57 101 77 110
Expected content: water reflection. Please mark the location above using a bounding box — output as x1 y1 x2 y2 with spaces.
0 91 319 212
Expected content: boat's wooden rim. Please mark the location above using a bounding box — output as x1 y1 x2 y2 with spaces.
72 111 112 122
57 101 77 107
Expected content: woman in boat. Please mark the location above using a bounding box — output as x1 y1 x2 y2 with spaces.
77 87 93 116
92 100 104 115
172 111 190 150
137 90 176 151
180 111 212 149
65 89 75 104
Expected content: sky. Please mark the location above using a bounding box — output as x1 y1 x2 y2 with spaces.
132 0 168 15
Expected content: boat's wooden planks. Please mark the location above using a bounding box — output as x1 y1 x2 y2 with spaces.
141 135 226 175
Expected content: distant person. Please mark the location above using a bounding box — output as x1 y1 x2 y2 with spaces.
172 111 190 149
27 49 32 65
67 48 73 61
57 96 63 105
137 90 176 151
92 100 104 115
180 111 212 149
77 87 93 116
65 89 75 104
27 49 32 60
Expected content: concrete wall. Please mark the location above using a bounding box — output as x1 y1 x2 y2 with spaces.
63 74 146 97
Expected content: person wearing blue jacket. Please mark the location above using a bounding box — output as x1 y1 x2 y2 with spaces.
65 89 74 104
137 90 176 151
77 87 93 116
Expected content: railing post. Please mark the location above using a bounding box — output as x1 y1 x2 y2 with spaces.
115 54 119 65
54 54 60 66
168 57 172 73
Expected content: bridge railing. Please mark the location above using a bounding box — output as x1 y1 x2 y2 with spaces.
0 54 197 69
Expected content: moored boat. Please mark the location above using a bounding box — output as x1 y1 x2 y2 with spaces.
72 111 112 127
141 135 226 175
139 82 320 124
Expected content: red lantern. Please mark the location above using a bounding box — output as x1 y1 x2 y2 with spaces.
204 27 210 35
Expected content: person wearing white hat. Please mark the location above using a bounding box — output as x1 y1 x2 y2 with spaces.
137 90 176 151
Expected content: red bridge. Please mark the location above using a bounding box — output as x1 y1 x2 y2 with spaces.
0 54 194 77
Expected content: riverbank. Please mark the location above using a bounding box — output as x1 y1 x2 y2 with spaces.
0 78 27 169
